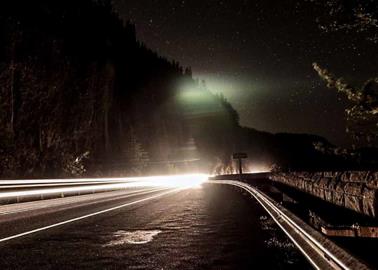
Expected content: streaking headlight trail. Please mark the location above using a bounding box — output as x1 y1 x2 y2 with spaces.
0 174 209 199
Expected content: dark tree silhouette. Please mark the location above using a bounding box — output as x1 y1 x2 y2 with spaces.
0 0 370 178
313 63 378 147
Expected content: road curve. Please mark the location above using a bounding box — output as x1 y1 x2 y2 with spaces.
0 185 310 269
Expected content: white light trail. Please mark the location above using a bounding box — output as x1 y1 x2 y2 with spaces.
0 174 208 186
0 174 209 199
208 180 366 270
0 174 208 243
0 188 182 244
0 182 126 189
0 187 166 216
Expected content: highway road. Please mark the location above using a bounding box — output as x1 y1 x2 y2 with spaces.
0 184 310 269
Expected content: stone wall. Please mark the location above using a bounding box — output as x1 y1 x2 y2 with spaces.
270 171 378 217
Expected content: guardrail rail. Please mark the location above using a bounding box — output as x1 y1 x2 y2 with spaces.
208 180 370 270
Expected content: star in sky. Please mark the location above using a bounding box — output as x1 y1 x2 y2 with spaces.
113 0 377 146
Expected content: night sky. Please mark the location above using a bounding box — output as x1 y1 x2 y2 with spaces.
113 0 377 147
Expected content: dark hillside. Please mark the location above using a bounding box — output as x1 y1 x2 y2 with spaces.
0 0 366 178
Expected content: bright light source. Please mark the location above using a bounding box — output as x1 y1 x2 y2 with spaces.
145 173 209 189
0 174 209 199
127 173 208 189
245 165 271 174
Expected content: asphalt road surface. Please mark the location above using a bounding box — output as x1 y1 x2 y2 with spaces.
0 185 311 269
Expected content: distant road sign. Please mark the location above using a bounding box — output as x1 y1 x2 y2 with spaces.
233 153 248 159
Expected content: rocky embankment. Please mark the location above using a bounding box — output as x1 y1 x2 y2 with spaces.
270 171 378 217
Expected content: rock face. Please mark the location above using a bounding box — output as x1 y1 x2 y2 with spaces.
270 171 378 217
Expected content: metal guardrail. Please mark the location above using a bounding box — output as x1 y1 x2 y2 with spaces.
208 180 370 270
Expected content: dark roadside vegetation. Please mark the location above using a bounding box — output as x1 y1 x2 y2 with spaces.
0 0 376 179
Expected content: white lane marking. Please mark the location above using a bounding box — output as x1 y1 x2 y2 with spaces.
0 187 164 216
0 188 181 244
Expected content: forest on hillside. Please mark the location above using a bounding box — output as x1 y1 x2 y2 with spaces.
0 0 375 179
